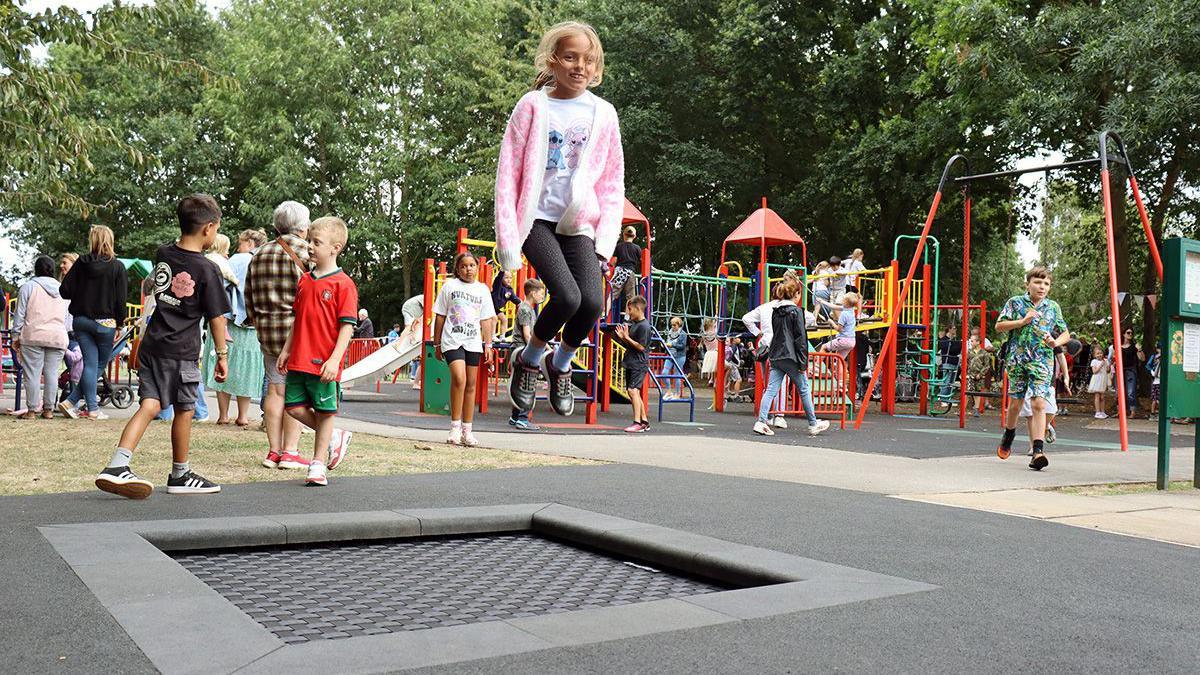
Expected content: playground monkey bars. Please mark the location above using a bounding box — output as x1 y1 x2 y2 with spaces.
854 131 1164 452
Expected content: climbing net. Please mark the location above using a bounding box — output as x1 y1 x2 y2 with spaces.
649 271 755 337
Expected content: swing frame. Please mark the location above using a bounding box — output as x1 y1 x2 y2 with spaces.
854 131 1164 452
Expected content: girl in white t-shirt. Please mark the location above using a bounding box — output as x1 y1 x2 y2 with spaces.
1087 343 1110 419
433 251 497 446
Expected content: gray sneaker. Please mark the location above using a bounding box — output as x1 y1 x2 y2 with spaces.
543 354 575 417
508 347 539 415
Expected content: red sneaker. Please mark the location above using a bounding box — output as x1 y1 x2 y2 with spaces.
262 451 282 469
278 452 310 470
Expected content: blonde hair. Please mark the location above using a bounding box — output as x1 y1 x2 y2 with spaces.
308 216 349 248
207 233 231 257
670 316 683 328
843 292 861 308
532 21 605 90
238 228 268 249
88 225 115 260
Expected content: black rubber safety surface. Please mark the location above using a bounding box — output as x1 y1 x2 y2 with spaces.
171 533 732 644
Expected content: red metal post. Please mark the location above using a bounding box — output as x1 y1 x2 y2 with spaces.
419 258 434 412
714 337 726 412
1100 169 1129 452
455 227 468 254
959 193 971 429
855 190 944 429
977 299 988 415
1128 176 1164 282
919 263 931 416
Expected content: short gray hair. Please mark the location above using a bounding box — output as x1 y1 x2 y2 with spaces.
272 201 310 236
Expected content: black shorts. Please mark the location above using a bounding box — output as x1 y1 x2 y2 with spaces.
624 366 647 389
443 347 481 367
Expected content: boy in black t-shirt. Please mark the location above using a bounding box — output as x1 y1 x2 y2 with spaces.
95 194 232 499
613 295 651 433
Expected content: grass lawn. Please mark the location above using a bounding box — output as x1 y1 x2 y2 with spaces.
0 417 597 496
1051 481 1196 496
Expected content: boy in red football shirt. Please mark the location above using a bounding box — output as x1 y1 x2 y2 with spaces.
277 216 358 486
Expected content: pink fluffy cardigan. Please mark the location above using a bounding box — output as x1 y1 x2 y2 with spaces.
494 89 626 272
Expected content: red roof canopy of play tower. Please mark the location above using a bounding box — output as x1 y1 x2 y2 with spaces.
723 198 804 248
622 199 649 226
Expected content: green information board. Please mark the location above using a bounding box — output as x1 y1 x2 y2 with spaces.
1156 237 1200 490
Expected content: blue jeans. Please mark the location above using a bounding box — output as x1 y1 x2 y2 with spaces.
662 350 685 378
757 363 817 426
1122 368 1137 414
156 378 209 421
67 316 116 413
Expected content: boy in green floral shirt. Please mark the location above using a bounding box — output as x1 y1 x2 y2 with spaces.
995 266 1070 470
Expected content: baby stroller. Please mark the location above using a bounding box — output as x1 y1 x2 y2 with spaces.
59 324 137 410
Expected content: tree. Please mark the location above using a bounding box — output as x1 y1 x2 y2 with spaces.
10 0 224 263
929 0 1200 350
204 0 529 321
1 1 210 219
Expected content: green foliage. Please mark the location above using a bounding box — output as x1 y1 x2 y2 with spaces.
10 0 223 264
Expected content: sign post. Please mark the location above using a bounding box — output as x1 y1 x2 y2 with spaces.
1156 237 1200 490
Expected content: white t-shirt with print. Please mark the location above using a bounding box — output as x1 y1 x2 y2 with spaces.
535 91 597 223
432 278 496 352
841 258 866 287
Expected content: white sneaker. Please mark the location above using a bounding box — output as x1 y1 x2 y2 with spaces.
662 392 676 401
1097 412 1109 419
327 429 352 470
772 416 788 429
1045 424 1056 444
58 401 79 419
462 430 479 447
87 410 111 421
305 462 328 487
807 420 831 436
752 420 775 436
447 425 463 445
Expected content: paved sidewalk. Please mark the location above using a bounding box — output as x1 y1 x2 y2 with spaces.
19 391 1192 497
897 489 1200 548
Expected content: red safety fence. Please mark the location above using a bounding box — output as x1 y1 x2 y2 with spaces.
769 352 851 429
344 338 383 369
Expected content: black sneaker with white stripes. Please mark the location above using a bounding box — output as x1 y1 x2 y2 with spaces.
543 354 575 417
508 346 540 415
166 470 221 495
95 466 154 500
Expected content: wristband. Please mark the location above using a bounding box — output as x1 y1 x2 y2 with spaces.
215 350 229 357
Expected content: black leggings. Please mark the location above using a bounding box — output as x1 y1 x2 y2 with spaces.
522 219 604 347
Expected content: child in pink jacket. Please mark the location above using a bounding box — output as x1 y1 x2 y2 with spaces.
496 21 625 420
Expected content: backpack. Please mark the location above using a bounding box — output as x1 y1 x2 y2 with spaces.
19 282 69 350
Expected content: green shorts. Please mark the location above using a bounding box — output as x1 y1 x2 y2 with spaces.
285 371 340 413
1005 357 1054 401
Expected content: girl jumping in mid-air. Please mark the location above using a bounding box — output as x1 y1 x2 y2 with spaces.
495 21 625 419
432 252 496 447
